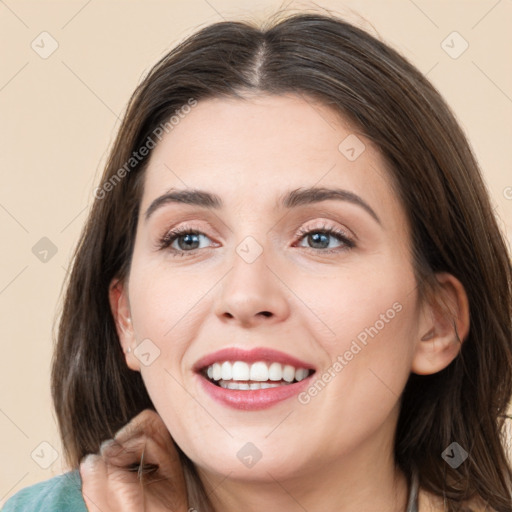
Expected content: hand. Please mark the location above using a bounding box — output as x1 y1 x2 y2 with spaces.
79 409 189 511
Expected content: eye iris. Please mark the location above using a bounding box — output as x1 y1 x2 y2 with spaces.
178 233 200 250
309 232 329 249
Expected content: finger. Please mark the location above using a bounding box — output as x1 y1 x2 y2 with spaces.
135 438 189 512
102 426 187 494
113 409 169 446
80 454 110 512
102 410 189 511
107 410 182 477
81 452 147 512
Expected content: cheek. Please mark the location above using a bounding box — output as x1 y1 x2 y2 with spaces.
128 260 212 348
139 359 234 470
290 296 418 461
328 298 416 409
295 264 416 355
127 262 220 443
297 264 418 412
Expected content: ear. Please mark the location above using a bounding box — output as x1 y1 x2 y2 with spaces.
108 277 140 372
411 272 470 375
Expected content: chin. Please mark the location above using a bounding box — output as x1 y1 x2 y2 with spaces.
187 441 309 483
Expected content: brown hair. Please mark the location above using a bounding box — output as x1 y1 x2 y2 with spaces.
51 10 512 511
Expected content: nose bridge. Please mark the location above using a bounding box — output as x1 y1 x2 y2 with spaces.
214 232 290 326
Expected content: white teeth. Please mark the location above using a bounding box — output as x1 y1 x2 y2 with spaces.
219 380 282 390
249 361 269 381
268 362 283 381
221 361 232 380
231 361 250 380
259 381 281 389
204 361 311 386
295 368 309 382
212 362 222 381
282 365 295 383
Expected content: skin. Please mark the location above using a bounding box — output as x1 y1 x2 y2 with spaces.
107 94 470 512
80 410 189 511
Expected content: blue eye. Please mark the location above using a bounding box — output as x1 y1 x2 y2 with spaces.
157 223 356 257
157 227 212 255
295 225 355 253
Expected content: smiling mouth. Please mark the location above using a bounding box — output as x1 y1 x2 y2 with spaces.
200 360 315 390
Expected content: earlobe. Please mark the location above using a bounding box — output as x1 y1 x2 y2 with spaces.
108 278 140 372
411 273 470 376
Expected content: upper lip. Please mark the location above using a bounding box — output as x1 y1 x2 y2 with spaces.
193 347 316 373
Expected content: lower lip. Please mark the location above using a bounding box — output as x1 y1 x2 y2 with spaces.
196 373 314 411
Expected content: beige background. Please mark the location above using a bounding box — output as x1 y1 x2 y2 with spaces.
1 0 511 504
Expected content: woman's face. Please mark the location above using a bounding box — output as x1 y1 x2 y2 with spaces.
114 94 428 482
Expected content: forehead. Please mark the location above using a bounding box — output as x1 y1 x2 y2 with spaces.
141 94 403 223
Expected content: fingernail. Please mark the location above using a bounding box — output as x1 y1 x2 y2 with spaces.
80 454 97 468
113 423 131 439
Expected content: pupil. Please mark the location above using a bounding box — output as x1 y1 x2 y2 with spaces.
309 233 328 249
180 234 199 250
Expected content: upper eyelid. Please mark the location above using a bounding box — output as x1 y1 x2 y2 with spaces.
148 209 232 237
294 220 356 240
148 202 366 229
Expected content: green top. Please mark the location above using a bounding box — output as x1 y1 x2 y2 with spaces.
2 466 421 511
1 470 87 511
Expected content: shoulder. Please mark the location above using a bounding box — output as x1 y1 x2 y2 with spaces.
1 470 87 512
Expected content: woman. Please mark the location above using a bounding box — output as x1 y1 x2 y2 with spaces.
3 10 511 512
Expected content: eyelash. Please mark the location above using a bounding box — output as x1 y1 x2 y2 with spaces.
157 223 356 257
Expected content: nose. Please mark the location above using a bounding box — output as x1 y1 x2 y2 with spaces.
214 245 290 328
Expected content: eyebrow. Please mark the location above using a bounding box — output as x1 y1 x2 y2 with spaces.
144 186 381 225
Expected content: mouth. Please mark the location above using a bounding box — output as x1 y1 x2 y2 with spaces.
193 347 316 410
200 361 314 390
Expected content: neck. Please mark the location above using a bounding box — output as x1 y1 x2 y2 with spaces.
195 417 409 512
